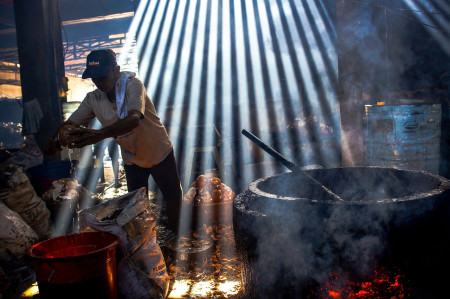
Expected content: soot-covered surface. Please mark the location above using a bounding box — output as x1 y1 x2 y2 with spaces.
252 166 446 204
233 167 450 298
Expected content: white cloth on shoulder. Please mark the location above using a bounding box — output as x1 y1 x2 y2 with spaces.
115 71 136 119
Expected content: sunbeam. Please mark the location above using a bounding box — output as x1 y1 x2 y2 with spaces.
403 0 450 54
112 2 343 295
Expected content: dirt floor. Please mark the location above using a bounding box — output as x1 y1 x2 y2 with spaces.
12 162 244 299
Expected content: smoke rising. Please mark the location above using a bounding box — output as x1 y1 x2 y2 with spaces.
342 0 449 101
234 166 449 298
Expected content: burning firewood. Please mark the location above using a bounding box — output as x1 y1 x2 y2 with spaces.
309 265 411 299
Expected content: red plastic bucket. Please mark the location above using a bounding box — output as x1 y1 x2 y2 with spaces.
27 232 119 299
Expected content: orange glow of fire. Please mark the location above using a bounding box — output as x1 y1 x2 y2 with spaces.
314 266 410 299
329 290 340 298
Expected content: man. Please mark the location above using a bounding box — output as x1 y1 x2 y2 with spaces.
44 49 182 232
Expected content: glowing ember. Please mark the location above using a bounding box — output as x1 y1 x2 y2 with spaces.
21 282 39 298
329 290 340 298
310 266 410 299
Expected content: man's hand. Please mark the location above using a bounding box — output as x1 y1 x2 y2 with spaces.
43 120 78 155
67 128 104 149
64 110 142 148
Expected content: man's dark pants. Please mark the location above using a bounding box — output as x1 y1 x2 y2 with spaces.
124 150 182 232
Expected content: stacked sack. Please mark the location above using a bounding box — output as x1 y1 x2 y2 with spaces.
0 164 50 296
0 165 52 241
79 188 169 299
0 201 38 263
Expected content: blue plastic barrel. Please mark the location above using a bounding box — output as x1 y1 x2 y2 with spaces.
365 104 441 174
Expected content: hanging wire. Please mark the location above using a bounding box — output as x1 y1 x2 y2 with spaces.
393 10 450 34
384 8 391 97
398 8 450 17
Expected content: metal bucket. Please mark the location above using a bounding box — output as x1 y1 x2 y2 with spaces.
365 104 441 173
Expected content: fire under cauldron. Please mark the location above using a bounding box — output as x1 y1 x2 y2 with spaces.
233 166 450 298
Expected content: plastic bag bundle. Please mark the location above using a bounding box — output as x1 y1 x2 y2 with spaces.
78 188 169 299
1 165 51 240
0 135 43 170
42 178 91 236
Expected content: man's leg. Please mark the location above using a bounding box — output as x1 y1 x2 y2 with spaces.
123 164 151 192
150 151 183 233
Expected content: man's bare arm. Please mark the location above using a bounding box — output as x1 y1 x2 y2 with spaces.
68 110 142 148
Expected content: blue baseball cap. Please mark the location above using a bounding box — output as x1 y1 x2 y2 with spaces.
82 49 117 79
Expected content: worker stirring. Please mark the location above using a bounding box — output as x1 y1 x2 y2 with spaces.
43 49 182 233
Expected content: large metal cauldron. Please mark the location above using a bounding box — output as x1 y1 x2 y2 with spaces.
233 166 450 298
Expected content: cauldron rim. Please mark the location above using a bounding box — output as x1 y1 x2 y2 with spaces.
248 166 449 205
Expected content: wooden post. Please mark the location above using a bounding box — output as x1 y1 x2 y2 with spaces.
13 0 67 160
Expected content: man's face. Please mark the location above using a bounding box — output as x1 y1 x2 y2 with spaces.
92 66 119 93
